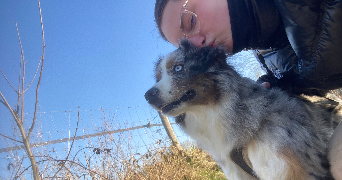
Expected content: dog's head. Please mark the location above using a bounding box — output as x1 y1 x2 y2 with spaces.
145 40 229 116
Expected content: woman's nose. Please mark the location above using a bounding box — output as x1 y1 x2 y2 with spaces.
187 35 206 48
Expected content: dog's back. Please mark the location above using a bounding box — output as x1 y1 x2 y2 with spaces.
145 40 338 180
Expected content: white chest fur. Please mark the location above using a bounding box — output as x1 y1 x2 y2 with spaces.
181 106 258 180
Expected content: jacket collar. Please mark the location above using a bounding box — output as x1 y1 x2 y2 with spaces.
228 0 288 53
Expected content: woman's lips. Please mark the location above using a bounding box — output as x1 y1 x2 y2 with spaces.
207 40 216 48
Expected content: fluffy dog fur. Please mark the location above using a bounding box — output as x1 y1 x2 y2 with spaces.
145 40 339 180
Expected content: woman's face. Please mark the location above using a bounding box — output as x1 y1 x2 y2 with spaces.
161 0 233 53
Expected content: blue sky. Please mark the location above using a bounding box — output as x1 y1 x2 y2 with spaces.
0 1 179 177
0 1 176 114
0 0 179 158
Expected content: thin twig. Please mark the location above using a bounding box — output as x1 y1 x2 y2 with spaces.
16 21 23 118
23 58 41 94
0 99 11 110
16 155 108 179
20 30 25 125
16 22 25 71
16 21 24 99
52 106 80 178
13 155 26 180
0 133 23 143
67 106 81 159
0 92 21 123
28 0 45 140
0 69 18 93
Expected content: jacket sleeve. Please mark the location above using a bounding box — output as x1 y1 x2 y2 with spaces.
271 0 342 90
255 47 329 95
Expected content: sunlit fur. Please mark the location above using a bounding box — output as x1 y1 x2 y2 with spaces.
145 40 340 180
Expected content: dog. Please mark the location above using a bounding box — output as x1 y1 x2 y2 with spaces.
145 40 339 180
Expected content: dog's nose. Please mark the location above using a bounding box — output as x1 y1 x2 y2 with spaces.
145 87 160 105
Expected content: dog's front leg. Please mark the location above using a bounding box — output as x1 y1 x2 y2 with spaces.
247 139 314 180
220 158 258 180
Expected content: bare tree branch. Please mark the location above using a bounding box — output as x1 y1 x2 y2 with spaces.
0 99 12 111
13 155 26 180
16 156 108 179
0 92 21 123
16 22 23 119
23 58 41 94
28 0 45 140
52 107 81 178
0 133 23 143
0 69 18 93
20 34 25 125
16 22 25 71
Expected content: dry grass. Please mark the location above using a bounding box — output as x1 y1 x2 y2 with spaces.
76 111 227 179
43 142 227 179
121 145 227 180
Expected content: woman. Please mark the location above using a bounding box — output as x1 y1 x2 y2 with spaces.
154 0 342 178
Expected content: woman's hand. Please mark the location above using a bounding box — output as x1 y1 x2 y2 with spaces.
329 122 342 180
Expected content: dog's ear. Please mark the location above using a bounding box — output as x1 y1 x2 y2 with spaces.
207 47 227 64
154 56 163 82
179 39 198 53
186 46 228 76
199 46 228 70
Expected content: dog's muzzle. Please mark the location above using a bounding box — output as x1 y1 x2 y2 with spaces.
145 87 196 114
145 87 163 108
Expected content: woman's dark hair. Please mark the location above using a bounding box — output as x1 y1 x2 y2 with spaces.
154 0 179 41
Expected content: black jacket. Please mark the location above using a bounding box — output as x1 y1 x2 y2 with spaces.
227 0 342 94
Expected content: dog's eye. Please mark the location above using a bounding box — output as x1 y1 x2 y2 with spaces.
174 65 183 72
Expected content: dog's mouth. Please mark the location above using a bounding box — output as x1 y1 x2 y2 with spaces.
161 89 196 114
